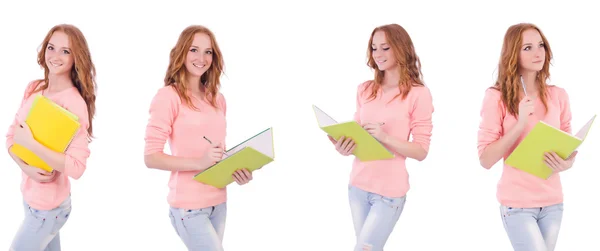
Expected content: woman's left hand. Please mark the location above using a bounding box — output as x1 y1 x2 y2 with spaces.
545 151 577 174
232 169 253 185
13 123 36 148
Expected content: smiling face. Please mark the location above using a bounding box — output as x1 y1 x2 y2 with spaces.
44 31 74 76
518 28 546 73
184 32 213 79
371 31 397 72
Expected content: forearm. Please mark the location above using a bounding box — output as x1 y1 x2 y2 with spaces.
381 135 427 161
479 122 525 169
144 152 205 172
28 141 66 172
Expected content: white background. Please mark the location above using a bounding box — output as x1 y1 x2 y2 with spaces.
1 0 599 250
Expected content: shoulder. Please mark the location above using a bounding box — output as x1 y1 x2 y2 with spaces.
546 85 569 99
152 85 182 106
63 88 90 122
357 80 373 92
409 85 432 97
216 92 226 109
155 85 180 99
23 80 43 97
356 80 374 98
483 87 502 101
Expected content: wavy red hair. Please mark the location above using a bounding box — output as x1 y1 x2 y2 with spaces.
365 24 424 101
32 24 97 142
164 25 224 110
492 23 553 117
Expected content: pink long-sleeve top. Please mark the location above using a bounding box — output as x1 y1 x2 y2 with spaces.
477 86 571 208
6 81 91 210
350 81 434 198
144 85 228 210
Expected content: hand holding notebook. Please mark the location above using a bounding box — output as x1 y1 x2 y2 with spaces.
543 151 577 175
312 105 394 161
328 135 356 156
10 95 81 172
12 123 37 152
193 128 275 188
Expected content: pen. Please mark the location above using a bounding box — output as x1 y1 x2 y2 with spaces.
520 75 528 97
203 136 229 157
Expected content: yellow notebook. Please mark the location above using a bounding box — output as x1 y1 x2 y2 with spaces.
312 105 394 162
193 127 275 188
10 95 81 172
505 115 596 179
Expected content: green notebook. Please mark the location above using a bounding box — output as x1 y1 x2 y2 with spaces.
312 105 394 162
193 127 275 188
505 115 596 179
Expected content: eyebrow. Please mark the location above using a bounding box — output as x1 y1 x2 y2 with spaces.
522 41 544 46
190 45 213 50
48 43 71 50
372 43 389 46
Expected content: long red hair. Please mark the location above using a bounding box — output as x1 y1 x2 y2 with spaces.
365 24 424 101
492 23 552 117
164 25 224 110
32 24 97 142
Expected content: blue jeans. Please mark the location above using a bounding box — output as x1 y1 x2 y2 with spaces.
348 185 406 251
500 203 564 251
169 202 227 251
10 196 72 251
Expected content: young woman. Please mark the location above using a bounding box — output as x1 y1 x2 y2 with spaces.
143 25 253 251
477 23 576 251
6 24 97 250
329 24 434 251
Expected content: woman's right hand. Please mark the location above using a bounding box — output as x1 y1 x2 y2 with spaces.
517 96 535 126
199 144 224 170
9 150 56 183
21 165 57 183
328 135 356 156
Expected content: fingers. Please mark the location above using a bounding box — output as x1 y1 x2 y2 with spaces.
232 171 241 184
345 142 356 155
328 135 337 144
343 140 355 154
335 136 344 149
37 172 56 182
544 152 561 171
567 151 578 160
232 169 252 185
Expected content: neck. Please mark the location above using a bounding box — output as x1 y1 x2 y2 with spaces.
47 73 73 93
186 75 203 94
520 71 538 96
382 67 400 88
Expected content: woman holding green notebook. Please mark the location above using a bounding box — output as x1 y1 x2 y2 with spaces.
477 23 578 251
6 24 97 250
329 23 434 251
143 25 253 251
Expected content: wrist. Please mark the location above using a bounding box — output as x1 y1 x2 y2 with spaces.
380 133 391 144
515 120 527 131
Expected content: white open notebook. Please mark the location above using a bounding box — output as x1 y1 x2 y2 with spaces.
226 127 275 159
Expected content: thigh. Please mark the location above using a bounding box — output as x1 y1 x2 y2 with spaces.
169 207 224 251
210 202 227 241
500 206 546 251
348 185 371 237
538 203 564 251
354 194 406 251
44 233 61 251
11 201 71 251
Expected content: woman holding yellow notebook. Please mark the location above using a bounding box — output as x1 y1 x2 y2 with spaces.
477 23 577 251
6 24 97 250
143 25 253 251
329 24 434 251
